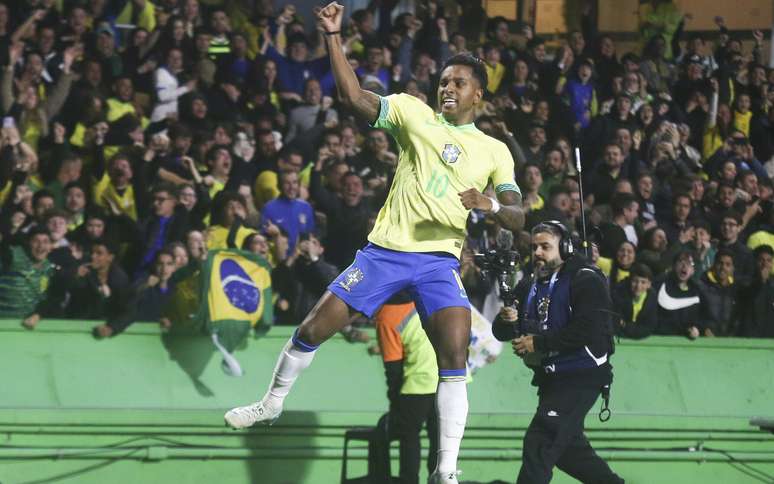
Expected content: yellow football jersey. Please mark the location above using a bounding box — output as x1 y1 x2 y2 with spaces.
369 93 519 257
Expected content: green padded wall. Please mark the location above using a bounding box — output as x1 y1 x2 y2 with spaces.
1 319 773 483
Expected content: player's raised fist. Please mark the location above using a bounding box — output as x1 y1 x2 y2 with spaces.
315 2 344 33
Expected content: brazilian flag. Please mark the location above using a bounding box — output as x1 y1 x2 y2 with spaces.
198 249 273 352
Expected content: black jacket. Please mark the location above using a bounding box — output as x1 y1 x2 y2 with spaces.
493 255 615 385
611 284 658 339
738 277 774 338
654 274 702 335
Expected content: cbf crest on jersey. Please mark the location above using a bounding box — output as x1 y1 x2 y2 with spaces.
338 267 364 292
442 143 461 164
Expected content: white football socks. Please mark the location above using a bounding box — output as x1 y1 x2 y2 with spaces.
435 378 468 474
262 337 316 411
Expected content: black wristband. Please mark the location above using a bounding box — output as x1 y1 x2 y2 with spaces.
324 31 341 36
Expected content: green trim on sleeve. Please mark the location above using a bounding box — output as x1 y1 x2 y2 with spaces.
371 96 389 127
495 183 521 195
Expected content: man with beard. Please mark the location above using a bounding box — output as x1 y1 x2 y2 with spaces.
492 221 622 484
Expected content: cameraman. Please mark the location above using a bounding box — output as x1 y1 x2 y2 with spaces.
492 221 623 484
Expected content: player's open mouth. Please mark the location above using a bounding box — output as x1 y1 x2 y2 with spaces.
442 98 457 108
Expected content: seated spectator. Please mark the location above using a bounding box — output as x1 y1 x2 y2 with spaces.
738 245 774 337
654 251 703 338
598 240 636 286
612 263 657 339
698 249 738 336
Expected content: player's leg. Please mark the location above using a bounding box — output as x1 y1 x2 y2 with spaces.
224 292 355 428
424 305 470 482
410 254 472 482
226 244 408 429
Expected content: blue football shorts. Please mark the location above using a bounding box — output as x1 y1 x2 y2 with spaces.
328 243 470 321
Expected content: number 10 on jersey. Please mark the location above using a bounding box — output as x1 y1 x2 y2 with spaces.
426 169 449 198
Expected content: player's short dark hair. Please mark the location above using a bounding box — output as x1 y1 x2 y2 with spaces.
441 54 488 91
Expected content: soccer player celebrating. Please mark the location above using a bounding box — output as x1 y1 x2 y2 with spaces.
225 3 524 482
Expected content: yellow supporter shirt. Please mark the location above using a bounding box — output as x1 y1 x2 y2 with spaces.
206 225 256 250
484 62 505 94
93 173 137 221
370 94 519 257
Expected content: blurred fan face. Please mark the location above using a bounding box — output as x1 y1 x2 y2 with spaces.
630 276 651 297
29 233 52 262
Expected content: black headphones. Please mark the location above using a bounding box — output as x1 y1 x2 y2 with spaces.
534 220 574 261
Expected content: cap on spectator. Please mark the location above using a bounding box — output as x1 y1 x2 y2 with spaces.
96 22 115 37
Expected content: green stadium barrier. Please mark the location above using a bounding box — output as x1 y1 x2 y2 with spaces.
1 319 773 483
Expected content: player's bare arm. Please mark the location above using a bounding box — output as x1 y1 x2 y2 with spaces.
316 2 380 124
458 188 525 232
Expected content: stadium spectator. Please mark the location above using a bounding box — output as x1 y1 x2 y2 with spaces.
612 263 658 339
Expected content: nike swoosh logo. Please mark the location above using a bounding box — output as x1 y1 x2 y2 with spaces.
584 346 608 366
657 284 700 310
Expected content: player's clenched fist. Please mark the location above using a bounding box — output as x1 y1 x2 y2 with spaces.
458 188 494 211
315 2 344 33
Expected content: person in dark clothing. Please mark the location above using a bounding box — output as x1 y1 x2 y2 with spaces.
612 263 658 339
738 245 774 338
717 210 754 287
114 183 190 279
599 192 639 258
91 247 178 337
67 238 133 338
587 143 628 207
492 221 622 484
654 251 704 338
697 249 738 336
310 168 374 271
272 232 339 325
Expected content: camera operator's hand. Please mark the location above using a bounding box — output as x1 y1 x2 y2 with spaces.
499 306 518 322
513 335 535 355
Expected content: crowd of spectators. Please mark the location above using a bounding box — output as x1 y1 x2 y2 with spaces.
0 0 771 341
